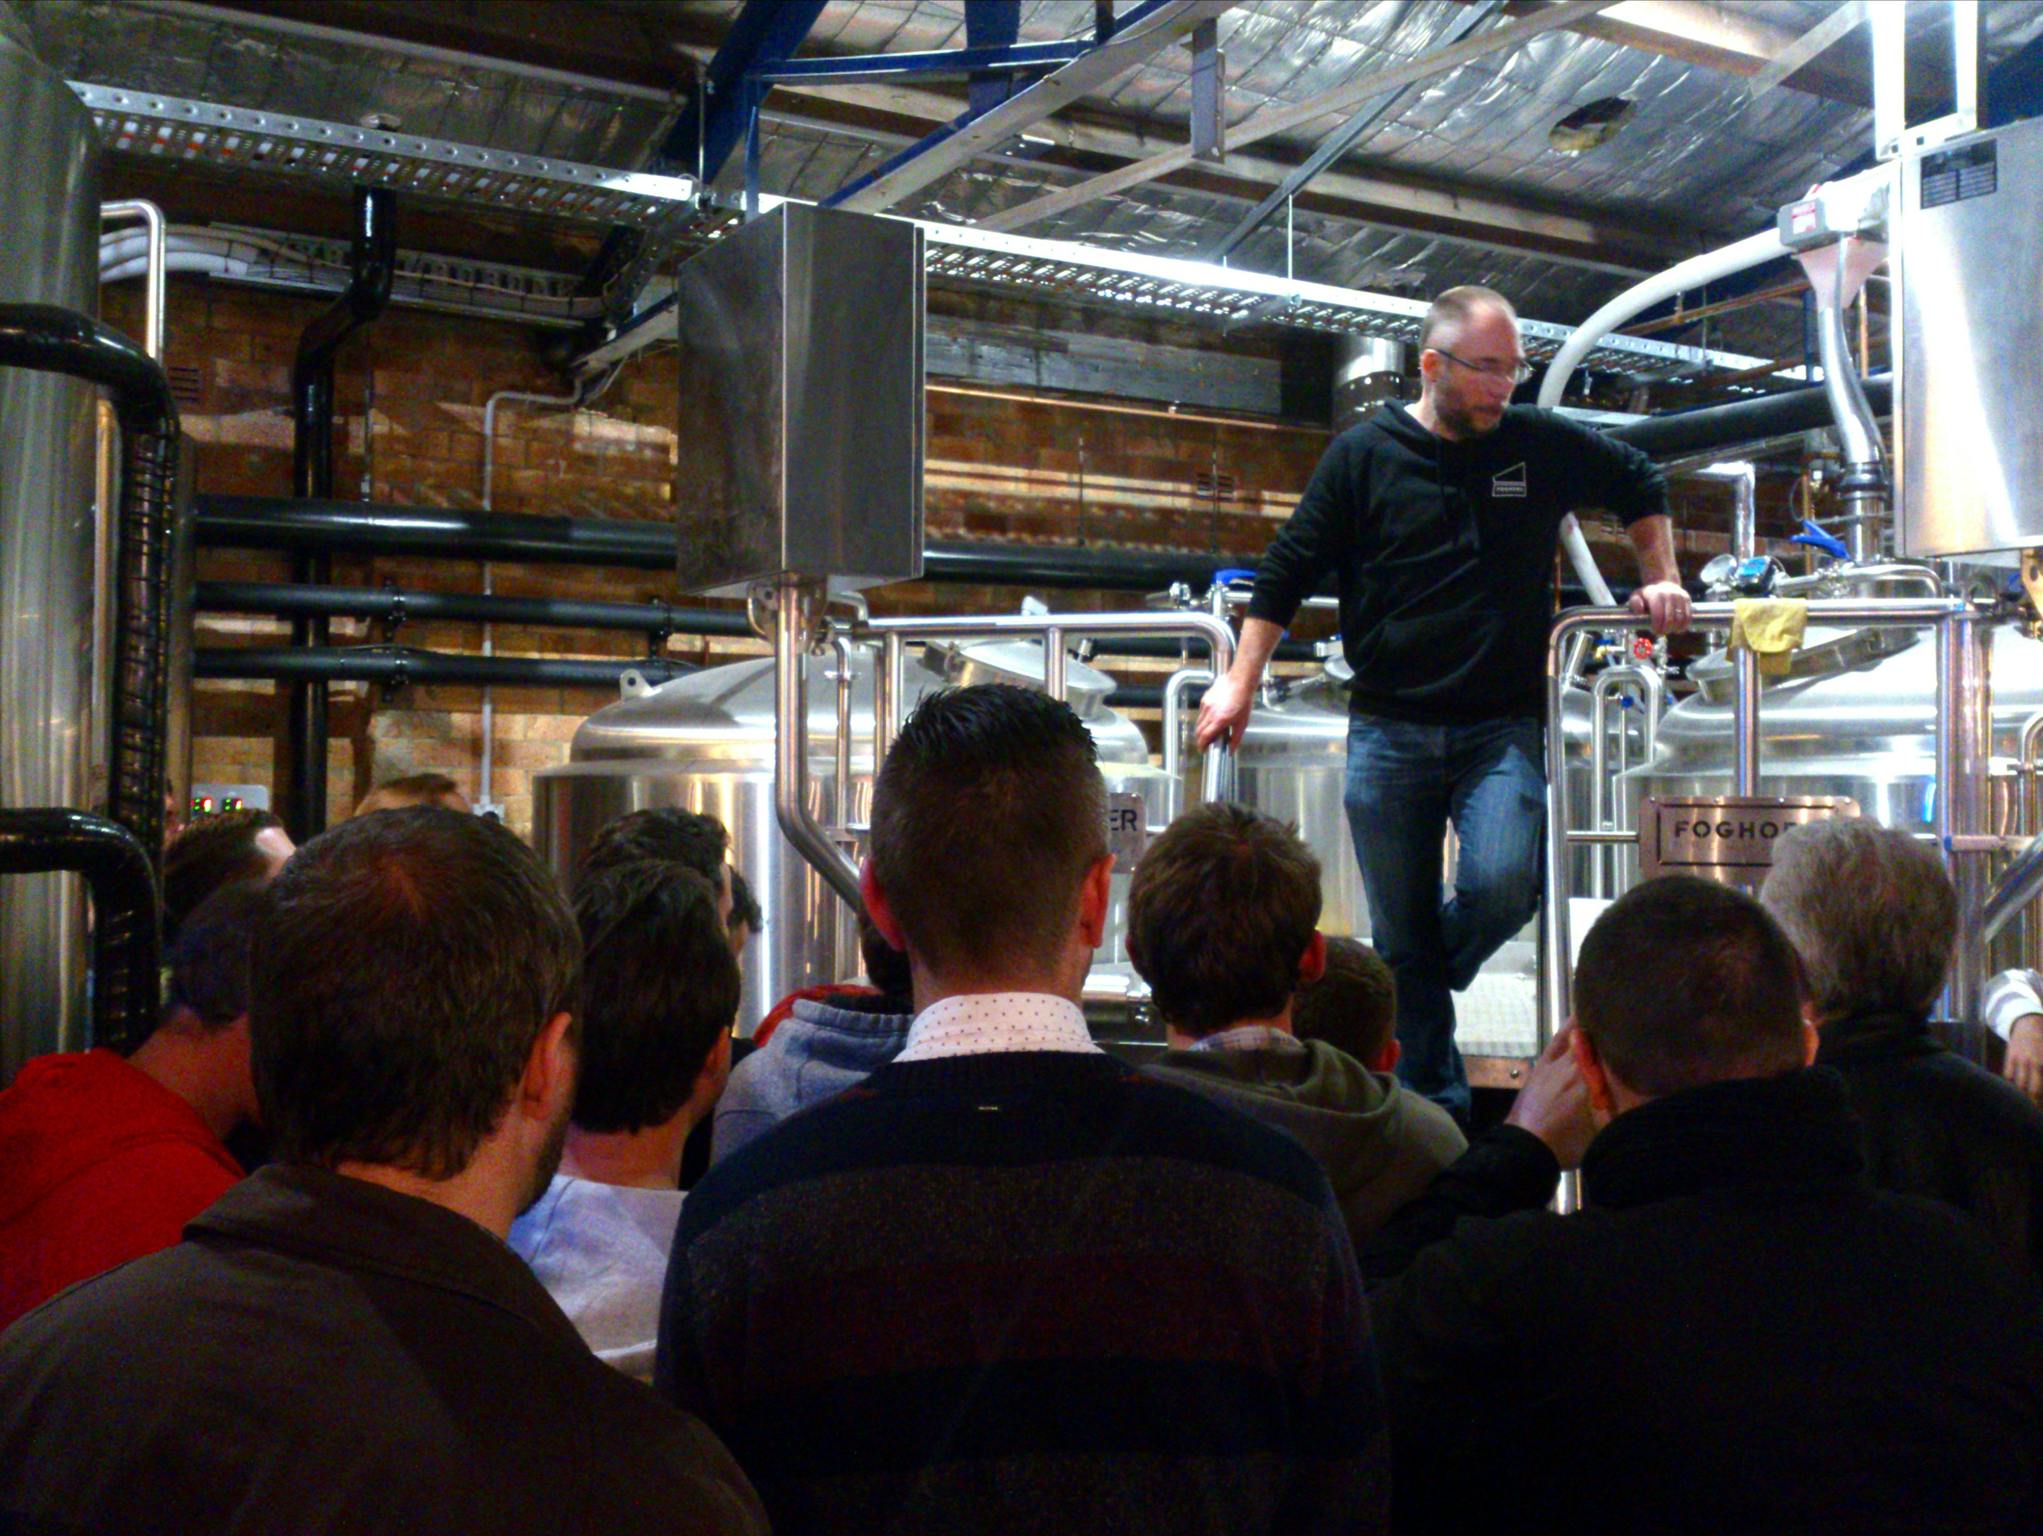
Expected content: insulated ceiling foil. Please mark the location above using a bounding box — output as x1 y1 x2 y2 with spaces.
34 0 2043 365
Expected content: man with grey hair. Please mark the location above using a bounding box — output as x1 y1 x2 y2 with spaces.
1197 283 1690 1121
1762 817 2043 1287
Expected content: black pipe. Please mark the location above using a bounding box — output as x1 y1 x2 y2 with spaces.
194 496 1331 599
199 495 677 567
196 645 696 690
196 581 753 639
1086 633 1321 663
931 541 1266 594
0 304 181 863
194 579 1329 662
1609 377 1891 460
0 810 161 1052
287 188 396 844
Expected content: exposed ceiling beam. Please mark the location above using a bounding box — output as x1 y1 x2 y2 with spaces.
977 0 1617 233
187 0 691 98
142 0 680 102
829 0 1236 214
1206 0 1503 261
661 0 828 182
761 73 1714 272
1513 0 1905 109
1745 2 1867 102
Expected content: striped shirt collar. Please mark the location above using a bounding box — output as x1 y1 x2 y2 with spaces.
894 992 1100 1063
1190 1024 1303 1055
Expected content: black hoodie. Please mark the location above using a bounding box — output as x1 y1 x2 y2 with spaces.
1248 402 1666 724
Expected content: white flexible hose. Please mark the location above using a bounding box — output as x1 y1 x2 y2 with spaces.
1537 225 1789 607
100 252 250 284
1537 227 1788 411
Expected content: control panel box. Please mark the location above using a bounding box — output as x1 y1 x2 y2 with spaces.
672 203 925 597
1897 117 2043 558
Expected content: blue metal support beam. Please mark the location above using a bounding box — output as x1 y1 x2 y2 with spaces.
662 0 827 184
1986 31 2043 125
966 0 1025 116
822 0 1219 212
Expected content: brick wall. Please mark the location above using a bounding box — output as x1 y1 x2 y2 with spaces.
121 278 1343 836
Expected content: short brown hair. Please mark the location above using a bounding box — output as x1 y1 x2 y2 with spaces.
569 860 738 1134
1574 877 1807 1098
579 808 728 888
1127 803 1322 1038
250 808 581 1178
163 809 285 942
870 685 1105 978
355 772 468 817
1292 937 1396 1064
1419 284 1517 353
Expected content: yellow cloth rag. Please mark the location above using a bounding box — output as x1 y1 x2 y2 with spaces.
1730 598 1809 678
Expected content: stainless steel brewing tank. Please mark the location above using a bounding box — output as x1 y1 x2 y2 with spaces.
1628 625 2043 897
533 640 1164 1032
1229 663 1367 938
1225 656 1618 935
0 28 101 1081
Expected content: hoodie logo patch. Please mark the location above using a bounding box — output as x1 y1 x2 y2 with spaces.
1492 462 1527 499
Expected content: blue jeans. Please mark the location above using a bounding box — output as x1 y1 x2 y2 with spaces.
1343 713 1546 1119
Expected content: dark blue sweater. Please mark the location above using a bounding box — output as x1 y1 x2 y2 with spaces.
657 1050 1388 1536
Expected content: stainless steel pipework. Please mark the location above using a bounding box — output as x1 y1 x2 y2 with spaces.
772 575 863 910
1541 597 1976 1054
1587 664 1663 898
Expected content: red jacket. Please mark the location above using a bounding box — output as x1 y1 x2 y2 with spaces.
0 1049 241 1333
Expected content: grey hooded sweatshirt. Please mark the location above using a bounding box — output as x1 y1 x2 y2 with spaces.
1147 1035 1466 1252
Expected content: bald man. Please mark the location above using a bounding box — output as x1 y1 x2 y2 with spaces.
1197 286 1687 1120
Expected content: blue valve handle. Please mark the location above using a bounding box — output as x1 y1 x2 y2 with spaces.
1212 567 1259 587
1789 520 1851 561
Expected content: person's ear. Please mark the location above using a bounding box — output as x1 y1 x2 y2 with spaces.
521 1011 577 1128
694 1028 734 1108
859 859 908 953
1570 1021 1617 1120
1417 347 1444 388
1077 854 1115 950
1368 1036 1401 1076
1800 1016 1820 1067
1297 931 1328 987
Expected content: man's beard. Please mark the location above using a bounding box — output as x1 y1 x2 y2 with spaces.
520 1105 573 1214
1438 395 1504 439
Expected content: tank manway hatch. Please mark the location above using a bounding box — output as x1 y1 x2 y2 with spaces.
1897 115 2043 559
672 203 925 597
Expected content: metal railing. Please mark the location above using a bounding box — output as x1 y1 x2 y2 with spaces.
1541 596 1980 1054
769 578 1240 912
1585 663 1664 898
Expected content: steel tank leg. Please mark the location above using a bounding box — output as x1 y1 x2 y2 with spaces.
1939 608 1990 1052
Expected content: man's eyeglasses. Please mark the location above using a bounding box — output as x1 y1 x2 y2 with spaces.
1432 348 1534 384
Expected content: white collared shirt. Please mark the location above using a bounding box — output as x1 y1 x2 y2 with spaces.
1984 969 2043 1042
893 991 1101 1063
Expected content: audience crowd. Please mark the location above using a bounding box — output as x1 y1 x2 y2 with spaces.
3 681 2043 1535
